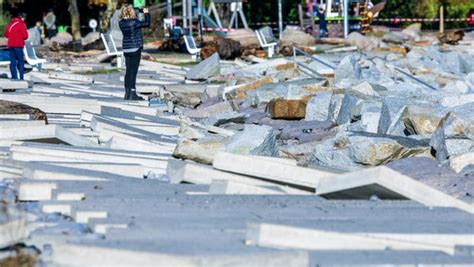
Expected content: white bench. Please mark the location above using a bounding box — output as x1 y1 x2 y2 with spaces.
101 33 124 68
23 42 47 71
183 34 201 61
255 27 278 58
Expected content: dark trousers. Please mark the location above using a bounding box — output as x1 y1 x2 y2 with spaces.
124 49 142 100
9 48 24 80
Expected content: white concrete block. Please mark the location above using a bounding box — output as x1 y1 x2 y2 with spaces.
316 166 474 214
213 152 334 190
246 223 474 255
49 72 94 83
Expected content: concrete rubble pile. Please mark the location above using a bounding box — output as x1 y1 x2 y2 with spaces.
1 37 474 266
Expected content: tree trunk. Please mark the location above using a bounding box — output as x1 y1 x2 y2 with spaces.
68 0 81 41
101 0 118 32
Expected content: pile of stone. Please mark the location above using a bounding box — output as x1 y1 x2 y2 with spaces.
0 39 473 266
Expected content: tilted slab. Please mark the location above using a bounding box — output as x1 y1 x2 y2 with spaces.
0 80 29 90
10 143 169 175
0 94 100 114
48 72 94 83
212 152 335 190
246 223 474 256
0 124 99 147
167 160 309 195
0 120 46 128
316 166 474 214
99 129 176 154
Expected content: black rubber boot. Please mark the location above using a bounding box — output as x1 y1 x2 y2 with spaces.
124 87 132 100
130 89 145 101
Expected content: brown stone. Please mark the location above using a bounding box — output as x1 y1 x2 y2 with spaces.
0 100 48 123
267 98 310 120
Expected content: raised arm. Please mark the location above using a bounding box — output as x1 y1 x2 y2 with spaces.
139 9 151 28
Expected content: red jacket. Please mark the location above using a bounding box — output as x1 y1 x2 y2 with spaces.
4 18 28 48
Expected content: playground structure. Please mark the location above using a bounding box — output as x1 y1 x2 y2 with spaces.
163 0 249 38
299 0 386 36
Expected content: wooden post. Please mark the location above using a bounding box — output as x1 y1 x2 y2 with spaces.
439 4 444 34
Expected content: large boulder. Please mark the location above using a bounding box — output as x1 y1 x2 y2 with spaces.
280 27 315 48
346 32 378 50
306 131 429 172
224 125 278 157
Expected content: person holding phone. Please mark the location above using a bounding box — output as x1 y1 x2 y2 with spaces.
119 4 151 100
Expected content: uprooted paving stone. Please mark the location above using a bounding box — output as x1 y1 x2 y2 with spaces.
306 131 429 172
186 53 221 80
224 124 278 157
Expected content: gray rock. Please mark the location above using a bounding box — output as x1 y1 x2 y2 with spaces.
201 111 247 126
186 53 221 80
351 81 388 97
346 32 378 50
305 92 333 121
377 97 430 136
430 111 474 162
173 134 228 165
382 32 410 44
443 52 472 74
306 131 429 172
328 93 344 122
224 125 278 157
442 80 470 94
336 91 377 126
347 101 382 133
184 101 234 119
334 55 362 88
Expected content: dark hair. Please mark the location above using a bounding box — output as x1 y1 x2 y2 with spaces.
18 13 27 19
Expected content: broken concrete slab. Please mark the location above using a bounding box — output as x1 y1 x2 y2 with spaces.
246 223 474 255
48 72 94 83
186 53 220 81
334 55 362 88
0 124 99 147
213 152 334 190
315 166 474 213
307 132 429 172
224 125 278 157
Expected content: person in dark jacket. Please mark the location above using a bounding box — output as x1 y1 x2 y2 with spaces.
119 4 151 100
4 13 28 80
316 6 328 38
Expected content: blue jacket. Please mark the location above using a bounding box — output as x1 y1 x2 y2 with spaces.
119 13 151 50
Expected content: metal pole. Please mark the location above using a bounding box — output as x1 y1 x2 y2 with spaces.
198 0 203 41
278 0 283 39
183 0 187 28
343 0 349 38
167 0 172 17
188 0 193 34
439 4 444 34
